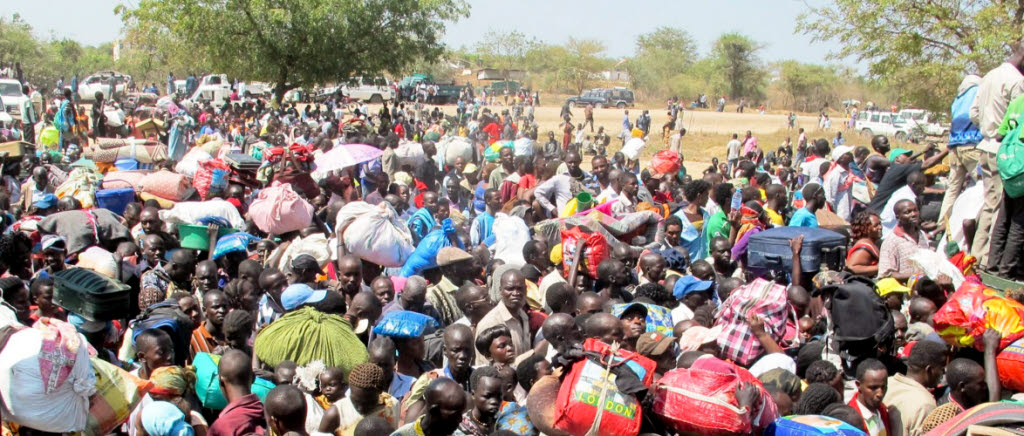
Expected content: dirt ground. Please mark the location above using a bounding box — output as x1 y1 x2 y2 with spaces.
420 101 923 174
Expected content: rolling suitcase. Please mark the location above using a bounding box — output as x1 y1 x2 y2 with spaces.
747 227 846 274
52 267 131 321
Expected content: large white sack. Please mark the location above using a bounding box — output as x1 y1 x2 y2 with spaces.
395 140 425 167
159 198 246 229
274 233 331 272
513 137 534 157
336 201 415 267
0 328 96 432
622 137 647 160
174 147 212 179
492 214 531 265
442 136 474 166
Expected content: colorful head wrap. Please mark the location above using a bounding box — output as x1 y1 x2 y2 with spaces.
149 366 197 397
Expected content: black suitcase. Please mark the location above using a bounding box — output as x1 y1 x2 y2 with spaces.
53 267 131 321
747 226 847 274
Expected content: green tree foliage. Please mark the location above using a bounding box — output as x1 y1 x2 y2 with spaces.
554 38 610 94
798 0 1024 112
710 33 765 101
625 27 699 98
474 30 537 79
777 61 841 112
0 14 114 94
119 0 468 104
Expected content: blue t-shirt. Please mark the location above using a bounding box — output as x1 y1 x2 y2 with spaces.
789 208 818 228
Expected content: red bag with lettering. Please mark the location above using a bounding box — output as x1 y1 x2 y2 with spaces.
561 226 609 279
553 338 656 436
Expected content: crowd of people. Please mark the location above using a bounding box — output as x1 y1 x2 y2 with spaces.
2 42 1024 436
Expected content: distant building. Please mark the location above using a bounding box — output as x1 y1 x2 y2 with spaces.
601 70 630 82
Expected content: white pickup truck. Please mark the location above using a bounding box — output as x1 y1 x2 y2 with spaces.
896 109 949 137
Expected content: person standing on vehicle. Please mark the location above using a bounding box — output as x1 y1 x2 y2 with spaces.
167 72 175 96
938 74 984 231
583 104 595 132
969 41 1024 268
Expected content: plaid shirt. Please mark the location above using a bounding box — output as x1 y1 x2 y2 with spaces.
878 226 930 278
715 278 789 366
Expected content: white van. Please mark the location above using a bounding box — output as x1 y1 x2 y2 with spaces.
342 77 394 103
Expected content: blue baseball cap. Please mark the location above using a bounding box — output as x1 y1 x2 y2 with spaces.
673 275 714 300
280 283 327 311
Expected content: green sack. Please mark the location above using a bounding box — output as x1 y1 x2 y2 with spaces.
253 307 368 381
999 109 1024 198
193 352 276 409
39 126 60 148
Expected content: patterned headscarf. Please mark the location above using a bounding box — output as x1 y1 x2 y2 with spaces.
149 366 197 397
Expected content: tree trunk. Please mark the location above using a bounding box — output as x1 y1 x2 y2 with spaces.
274 67 290 107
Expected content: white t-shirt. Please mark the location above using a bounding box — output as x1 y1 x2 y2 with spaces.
727 139 742 159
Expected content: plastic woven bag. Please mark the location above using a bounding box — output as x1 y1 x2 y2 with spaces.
933 282 1024 350
372 310 439 338
336 201 415 267
650 150 682 176
553 339 656 436
561 226 610 279
193 159 231 200
249 181 314 235
84 358 153 436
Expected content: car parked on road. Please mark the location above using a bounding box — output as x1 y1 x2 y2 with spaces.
566 87 635 109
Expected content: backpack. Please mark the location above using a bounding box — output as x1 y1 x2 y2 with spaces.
823 274 893 352
130 299 195 366
948 85 983 147
998 108 1024 198
53 101 69 132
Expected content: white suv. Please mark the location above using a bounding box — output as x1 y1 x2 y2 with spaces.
342 77 394 103
855 110 909 139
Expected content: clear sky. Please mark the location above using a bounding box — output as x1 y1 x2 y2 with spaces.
3 0 850 65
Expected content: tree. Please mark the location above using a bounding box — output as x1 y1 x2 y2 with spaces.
797 0 1024 112
474 30 537 80
554 38 609 94
777 61 841 112
0 14 114 94
625 27 699 98
710 33 766 101
119 0 468 104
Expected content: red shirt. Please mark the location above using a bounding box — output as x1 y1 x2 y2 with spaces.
207 394 266 436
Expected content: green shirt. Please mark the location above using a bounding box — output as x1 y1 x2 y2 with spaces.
707 210 731 244
998 94 1024 137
